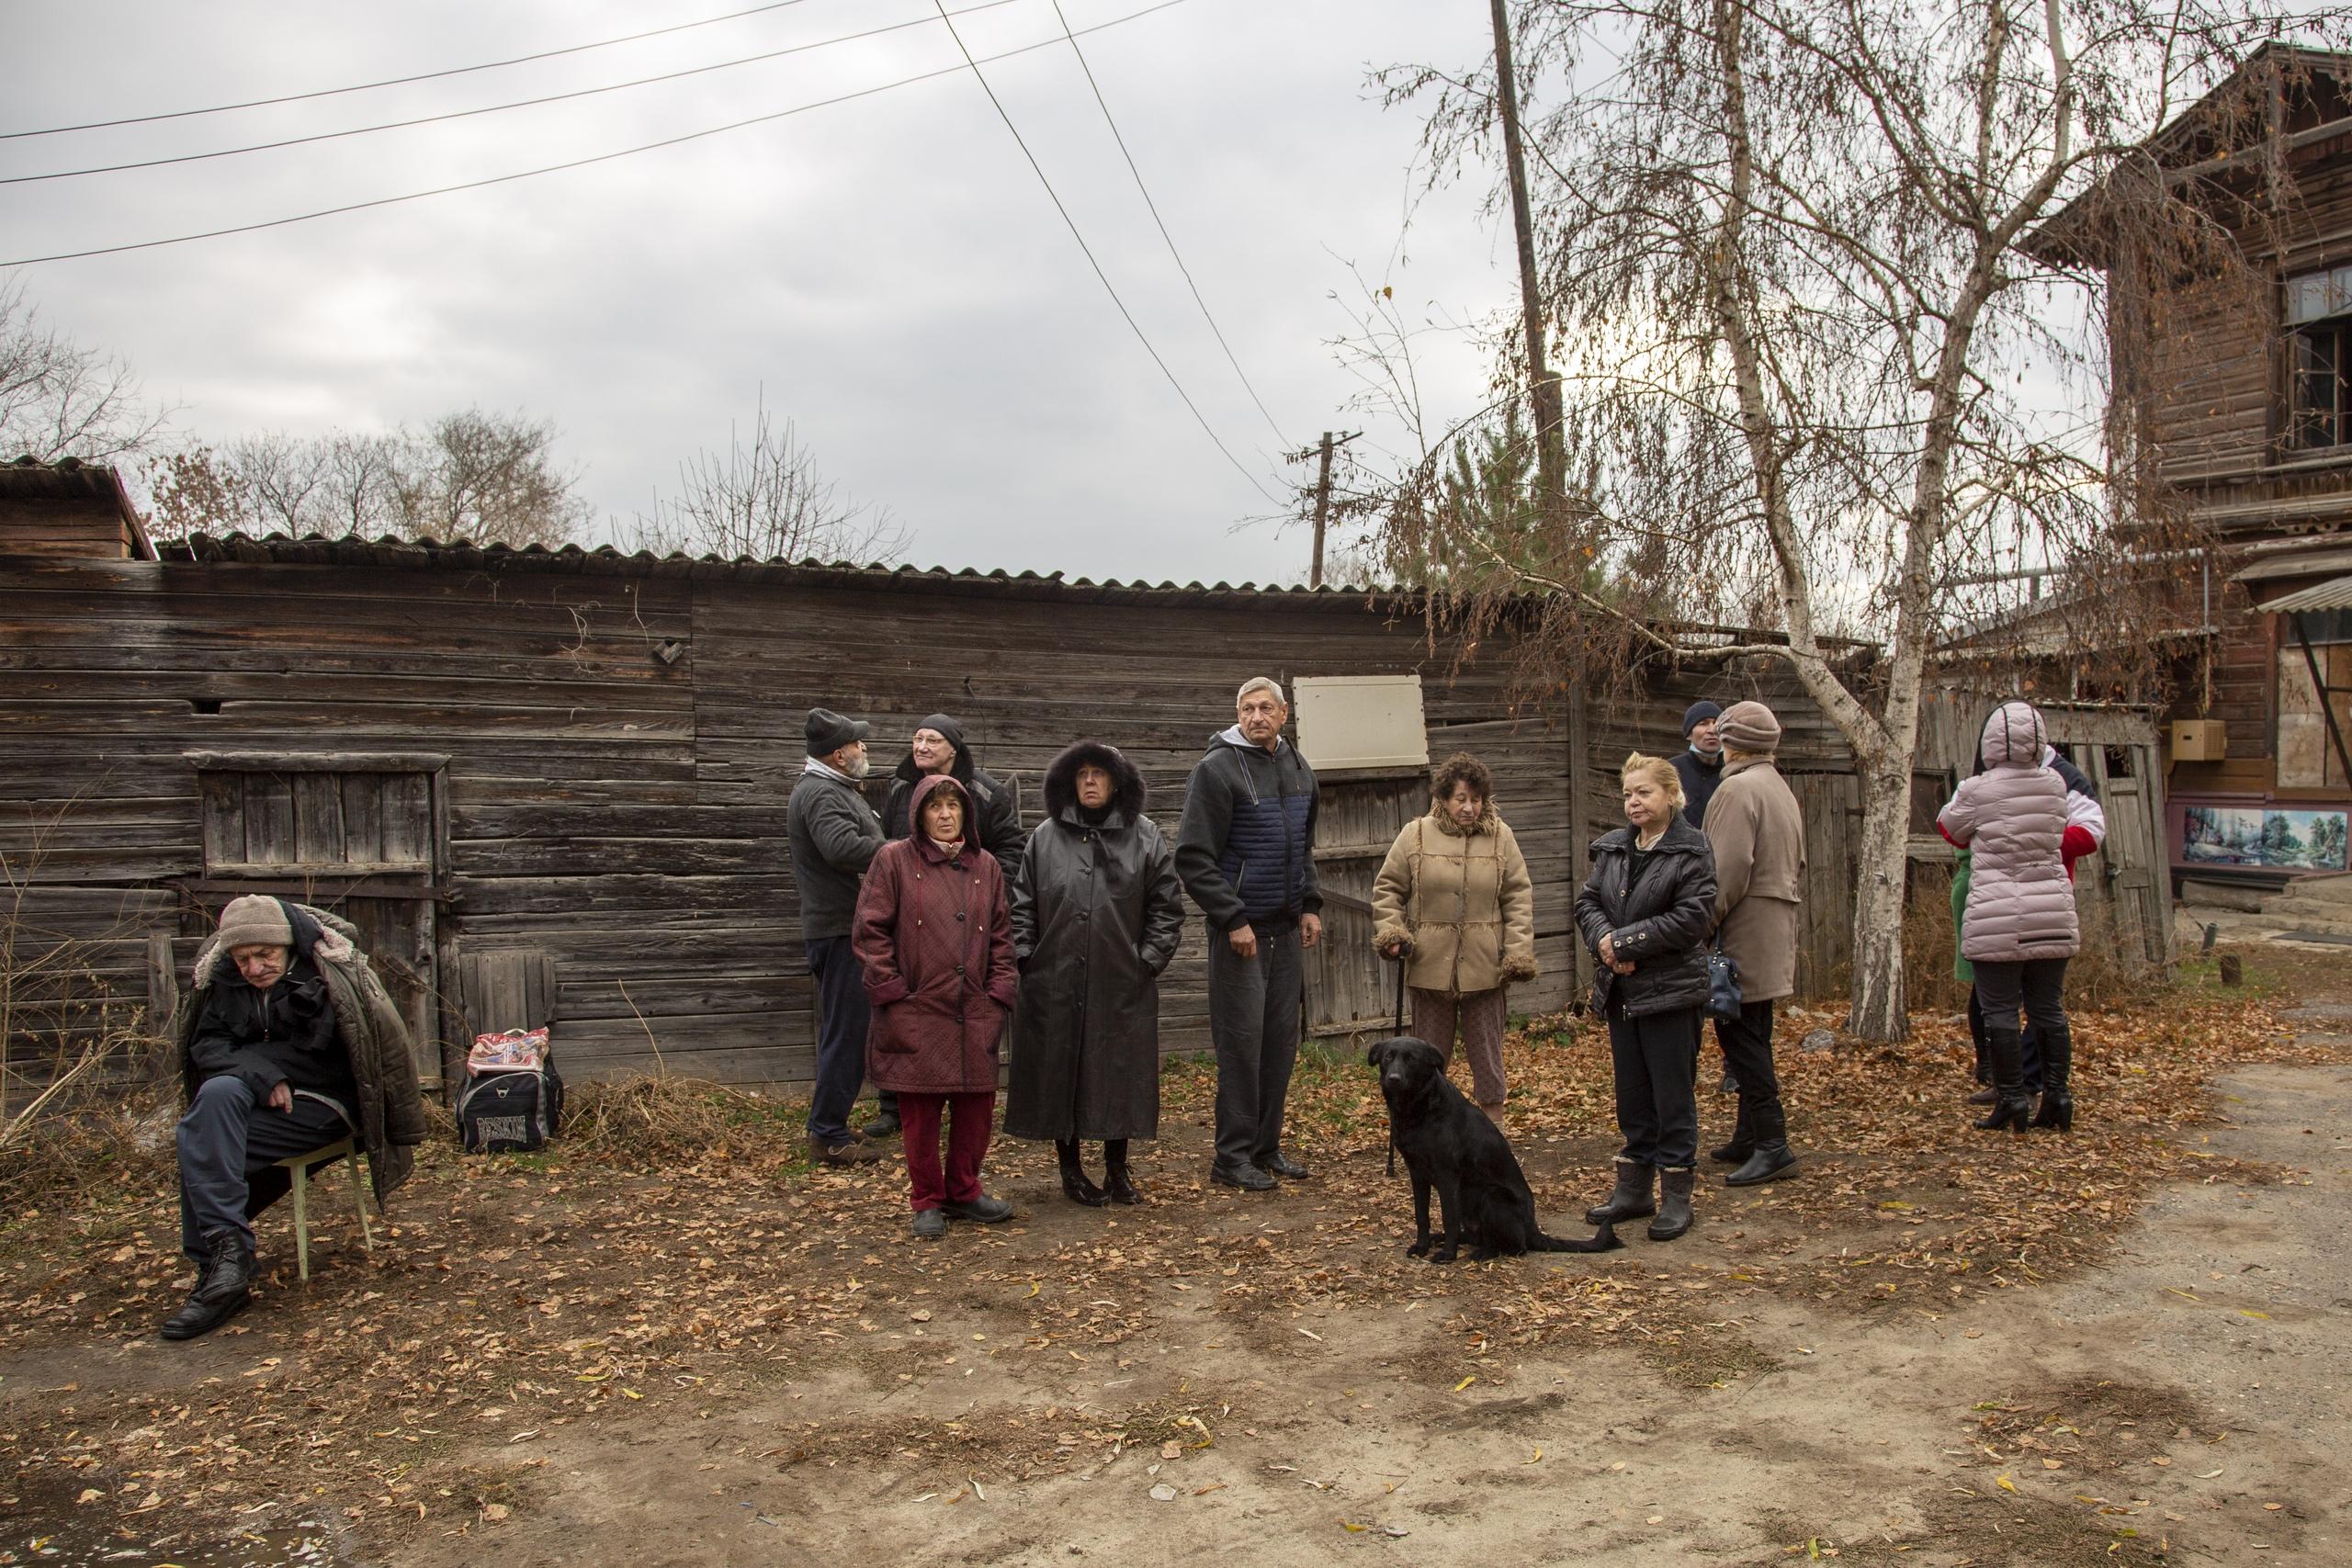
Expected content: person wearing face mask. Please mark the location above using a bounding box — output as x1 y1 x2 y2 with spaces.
1003 740 1186 1206
853 774 1020 1239
1574 754 1720 1243
786 705 888 1167
1670 701 1728 828
164 895 424 1339
1370 752 1537 1128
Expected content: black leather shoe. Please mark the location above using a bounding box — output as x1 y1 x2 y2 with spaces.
1210 1164 1277 1191
161 1229 254 1341
1104 1165 1143 1205
1260 1151 1309 1179
911 1208 947 1240
1708 1140 1752 1166
1723 1142 1797 1187
862 1111 903 1139
943 1194 1013 1224
160 1286 249 1340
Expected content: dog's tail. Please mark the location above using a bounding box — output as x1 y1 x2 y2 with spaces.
1532 1221 1623 1254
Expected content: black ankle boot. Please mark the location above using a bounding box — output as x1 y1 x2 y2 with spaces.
1649 1167 1695 1240
1585 1159 1656 1224
1973 1026 2031 1133
2030 1022 2075 1132
1102 1139 1141 1205
161 1229 253 1341
1057 1140 1108 1207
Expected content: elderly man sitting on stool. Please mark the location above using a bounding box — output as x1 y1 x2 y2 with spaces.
164 895 425 1340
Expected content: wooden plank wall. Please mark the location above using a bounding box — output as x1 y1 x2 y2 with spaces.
2 549 1611 1093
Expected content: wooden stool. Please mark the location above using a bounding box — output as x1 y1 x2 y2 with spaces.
275 1136 373 1281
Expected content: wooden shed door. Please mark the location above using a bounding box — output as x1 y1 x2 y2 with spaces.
1306 773 1427 1037
2041 714 2171 970
188 758 448 1089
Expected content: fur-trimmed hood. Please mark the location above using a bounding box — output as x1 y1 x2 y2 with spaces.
187 897 361 992
1044 739 1146 827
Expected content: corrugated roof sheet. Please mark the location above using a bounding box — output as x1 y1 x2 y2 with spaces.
2255 574 2352 614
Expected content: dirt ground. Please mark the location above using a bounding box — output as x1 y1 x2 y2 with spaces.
6 945 2351 1567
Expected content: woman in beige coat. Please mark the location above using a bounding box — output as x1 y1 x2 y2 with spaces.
1372 752 1538 1123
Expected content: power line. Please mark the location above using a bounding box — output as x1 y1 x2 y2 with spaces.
1047 0 1290 450
0 0 1192 270
3 0 1023 187
928 0 1283 506
0 0 820 142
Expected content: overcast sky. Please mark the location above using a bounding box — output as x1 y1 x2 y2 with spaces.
3 0 1517 583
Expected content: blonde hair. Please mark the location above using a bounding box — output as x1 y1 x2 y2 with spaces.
1620 751 1685 810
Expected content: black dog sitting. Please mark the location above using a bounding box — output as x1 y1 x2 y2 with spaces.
1369 1036 1623 1262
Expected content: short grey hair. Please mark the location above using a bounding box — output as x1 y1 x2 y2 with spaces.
1236 676 1286 708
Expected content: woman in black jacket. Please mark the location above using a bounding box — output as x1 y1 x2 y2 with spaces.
1004 740 1186 1205
1573 753 1720 1242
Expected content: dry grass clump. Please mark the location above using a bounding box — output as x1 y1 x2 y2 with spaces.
0 1045 177 1218
557 1072 808 1168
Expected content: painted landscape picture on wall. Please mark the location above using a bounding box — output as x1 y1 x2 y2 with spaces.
2182 805 2351 871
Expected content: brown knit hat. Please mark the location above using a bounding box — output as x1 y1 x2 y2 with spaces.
216 894 293 951
1718 700 1781 752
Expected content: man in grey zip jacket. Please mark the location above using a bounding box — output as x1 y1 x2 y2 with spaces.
786 706 888 1166
1173 677 1323 1190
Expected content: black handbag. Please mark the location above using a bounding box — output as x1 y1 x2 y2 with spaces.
1705 950 1744 1022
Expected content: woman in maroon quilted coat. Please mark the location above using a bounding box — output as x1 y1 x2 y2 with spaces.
852 773 1020 1239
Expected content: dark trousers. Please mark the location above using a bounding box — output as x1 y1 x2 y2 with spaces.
1967 987 2044 1093
899 1090 994 1211
805 936 870 1145
176 1075 352 1262
1608 1002 1701 1169
1713 999 1788 1148
1972 958 2069 1038
1207 924 1303 1174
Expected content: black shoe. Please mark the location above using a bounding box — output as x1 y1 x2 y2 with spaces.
1648 1168 1695 1241
1057 1140 1108 1207
943 1194 1013 1224
862 1111 903 1139
1718 1071 1739 1095
1708 1140 1752 1166
160 1229 254 1341
911 1208 947 1240
1104 1165 1142 1205
1965 1087 1997 1106
1584 1160 1656 1224
1211 1164 1276 1192
1260 1151 1309 1179
1724 1142 1797 1187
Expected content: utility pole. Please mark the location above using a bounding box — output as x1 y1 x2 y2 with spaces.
1296 430 1360 588
1488 0 1565 525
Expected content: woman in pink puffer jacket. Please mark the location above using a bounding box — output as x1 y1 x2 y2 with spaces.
1937 701 2092 1133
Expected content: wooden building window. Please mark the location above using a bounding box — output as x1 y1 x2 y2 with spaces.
2276 613 2352 791
2282 266 2352 451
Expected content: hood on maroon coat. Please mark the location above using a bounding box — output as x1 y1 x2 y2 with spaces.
1043 739 1147 825
907 772 974 850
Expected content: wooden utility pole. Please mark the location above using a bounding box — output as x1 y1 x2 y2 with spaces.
1299 430 1358 588
1488 0 1565 522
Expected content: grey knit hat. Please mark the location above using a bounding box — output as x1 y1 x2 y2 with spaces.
1718 700 1781 752
216 894 293 950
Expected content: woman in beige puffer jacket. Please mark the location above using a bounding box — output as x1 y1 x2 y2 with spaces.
1372 752 1537 1123
1937 701 2081 1134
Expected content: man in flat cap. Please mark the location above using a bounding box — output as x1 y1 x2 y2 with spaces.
1701 699 1806 1188
787 706 887 1166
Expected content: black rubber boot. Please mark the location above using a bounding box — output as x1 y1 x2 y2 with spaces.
1057 1139 1108 1207
1648 1167 1695 1240
1584 1158 1656 1225
2030 1022 2075 1133
1102 1139 1141 1205
1973 1026 2031 1133
1724 1141 1796 1186
160 1229 253 1341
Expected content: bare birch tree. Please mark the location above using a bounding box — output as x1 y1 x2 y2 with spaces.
628 393 909 564
1375 0 2330 1038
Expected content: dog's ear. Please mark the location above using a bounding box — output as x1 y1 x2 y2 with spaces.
1366 1039 1387 1069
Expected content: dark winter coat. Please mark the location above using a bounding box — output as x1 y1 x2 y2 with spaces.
853 774 1020 1094
881 716 1026 877
174 900 427 1205
1671 747 1727 828
1003 742 1186 1142
786 763 884 941
1172 725 1321 932
1573 816 1720 1019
